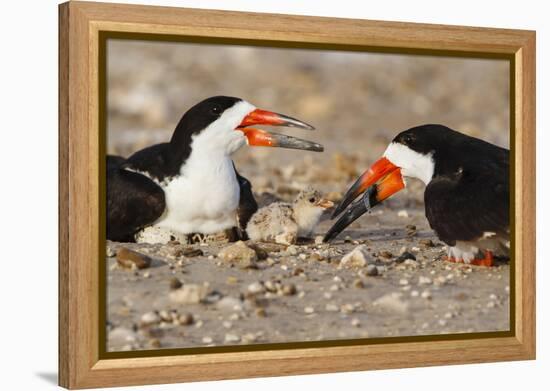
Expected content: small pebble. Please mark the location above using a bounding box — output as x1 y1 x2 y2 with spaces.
373 293 409 314
169 277 183 290
217 241 257 269
304 306 315 314
140 311 160 326
216 297 244 312
222 321 232 329
366 264 379 276
353 279 365 289
159 310 172 322
339 304 354 314
379 250 393 259
293 267 305 276
169 284 209 304
418 276 432 285
148 338 161 348
202 336 213 344
339 245 370 268
247 281 266 295
395 252 416 263
182 248 204 257
225 333 240 343
282 284 297 296
264 280 277 292
419 239 435 247
242 333 258 343
178 313 194 326
116 247 152 270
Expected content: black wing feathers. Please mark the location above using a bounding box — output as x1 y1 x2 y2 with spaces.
106 154 166 242
234 166 258 238
425 141 509 246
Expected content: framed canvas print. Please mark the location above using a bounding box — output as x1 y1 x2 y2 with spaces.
58 1 536 389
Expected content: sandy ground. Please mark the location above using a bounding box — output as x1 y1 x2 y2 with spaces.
107 212 509 351
105 41 510 352
107 194 509 351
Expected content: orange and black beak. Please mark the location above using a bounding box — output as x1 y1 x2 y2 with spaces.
237 109 323 152
323 157 405 242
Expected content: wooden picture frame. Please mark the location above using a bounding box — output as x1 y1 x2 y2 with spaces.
59 1 536 388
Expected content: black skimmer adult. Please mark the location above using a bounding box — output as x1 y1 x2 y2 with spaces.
323 124 509 267
107 96 323 243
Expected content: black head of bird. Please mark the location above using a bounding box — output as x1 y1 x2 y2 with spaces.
169 96 323 155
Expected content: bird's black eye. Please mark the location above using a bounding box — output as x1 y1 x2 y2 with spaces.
211 105 222 115
309 197 316 203
403 134 415 144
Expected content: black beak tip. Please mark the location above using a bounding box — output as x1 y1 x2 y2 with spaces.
322 232 335 243
330 205 343 219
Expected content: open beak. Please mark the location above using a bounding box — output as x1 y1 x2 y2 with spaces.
323 157 405 242
237 109 323 152
317 198 335 209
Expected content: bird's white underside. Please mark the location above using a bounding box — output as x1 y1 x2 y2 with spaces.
448 232 510 263
137 100 257 239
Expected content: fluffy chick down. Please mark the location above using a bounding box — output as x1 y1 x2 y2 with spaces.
246 188 334 245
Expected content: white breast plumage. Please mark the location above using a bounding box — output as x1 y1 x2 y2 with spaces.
152 155 240 234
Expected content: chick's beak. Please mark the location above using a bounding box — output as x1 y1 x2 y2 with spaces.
323 157 405 242
237 109 323 152
317 198 335 209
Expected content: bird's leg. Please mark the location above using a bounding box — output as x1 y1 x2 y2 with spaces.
470 250 494 267
443 251 494 267
443 256 464 264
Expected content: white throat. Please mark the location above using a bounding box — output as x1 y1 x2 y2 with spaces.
190 100 256 156
383 142 435 185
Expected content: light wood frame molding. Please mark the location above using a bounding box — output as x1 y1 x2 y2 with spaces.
58 1 536 389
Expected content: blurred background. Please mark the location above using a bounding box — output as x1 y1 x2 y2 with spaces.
107 39 509 204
